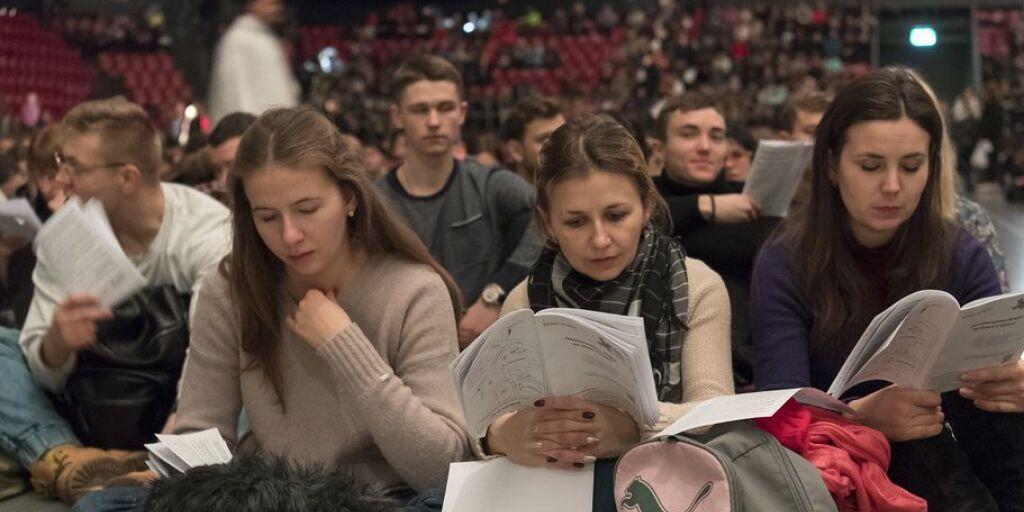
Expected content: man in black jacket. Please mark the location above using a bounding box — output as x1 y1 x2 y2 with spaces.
651 92 780 387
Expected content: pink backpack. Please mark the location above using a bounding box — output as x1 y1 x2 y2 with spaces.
614 421 837 512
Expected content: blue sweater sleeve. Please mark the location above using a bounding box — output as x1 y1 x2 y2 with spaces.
750 243 814 390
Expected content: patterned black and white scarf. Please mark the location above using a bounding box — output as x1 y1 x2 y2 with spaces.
528 226 690 402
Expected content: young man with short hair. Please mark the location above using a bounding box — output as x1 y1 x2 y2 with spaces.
377 56 541 348
778 90 830 143
208 111 257 186
206 112 256 184
500 96 565 184
0 97 231 504
780 90 830 211
651 93 760 228
651 92 780 388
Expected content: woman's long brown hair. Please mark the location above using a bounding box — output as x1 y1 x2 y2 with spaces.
222 107 462 407
771 67 954 353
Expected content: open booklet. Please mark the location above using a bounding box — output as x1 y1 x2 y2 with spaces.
742 139 813 217
34 197 146 308
452 308 660 438
145 428 232 478
829 289 1024 397
0 198 43 241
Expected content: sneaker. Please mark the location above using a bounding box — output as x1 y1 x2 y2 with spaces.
29 445 148 504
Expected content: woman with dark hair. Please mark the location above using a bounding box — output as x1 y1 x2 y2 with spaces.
75 107 472 512
752 68 1024 511
485 114 733 474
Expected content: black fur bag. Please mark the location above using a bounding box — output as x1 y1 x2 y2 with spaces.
144 455 403 512
61 285 191 450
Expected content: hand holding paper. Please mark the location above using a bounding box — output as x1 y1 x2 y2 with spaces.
847 385 944 442
959 359 1024 413
710 193 760 223
46 294 113 353
34 198 146 308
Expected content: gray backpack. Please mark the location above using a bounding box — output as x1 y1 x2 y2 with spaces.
614 421 837 512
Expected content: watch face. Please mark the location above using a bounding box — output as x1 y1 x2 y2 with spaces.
482 285 503 304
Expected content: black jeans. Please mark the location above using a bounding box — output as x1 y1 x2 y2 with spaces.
888 392 1024 512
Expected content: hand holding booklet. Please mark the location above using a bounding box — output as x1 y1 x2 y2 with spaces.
829 289 1024 396
452 308 660 438
34 197 146 308
659 289 1024 437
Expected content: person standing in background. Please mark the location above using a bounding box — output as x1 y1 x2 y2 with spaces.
207 0 299 125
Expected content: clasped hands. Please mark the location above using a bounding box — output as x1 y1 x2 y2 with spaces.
486 396 640 470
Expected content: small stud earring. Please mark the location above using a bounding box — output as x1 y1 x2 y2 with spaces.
347 210 355 218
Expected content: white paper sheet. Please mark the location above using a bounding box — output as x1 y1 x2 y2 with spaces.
153 428 232 469
442 459 594 512
657 388 853 437
742 140 814 217
34 198 146 307
144 443 190 473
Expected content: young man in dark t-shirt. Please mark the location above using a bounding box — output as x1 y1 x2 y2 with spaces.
376 56 541 348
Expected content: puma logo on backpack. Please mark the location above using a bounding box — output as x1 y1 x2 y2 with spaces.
621 477 713 512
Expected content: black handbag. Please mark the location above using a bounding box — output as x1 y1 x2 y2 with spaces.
61 285 191 450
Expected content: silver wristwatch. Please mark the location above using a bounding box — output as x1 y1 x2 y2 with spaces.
480 283 507 307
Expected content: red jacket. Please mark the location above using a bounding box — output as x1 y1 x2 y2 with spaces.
756 400 926 512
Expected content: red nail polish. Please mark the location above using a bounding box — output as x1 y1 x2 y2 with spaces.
534 399 545 407
582 411 595 419
547 457 557 463
573 462 584 468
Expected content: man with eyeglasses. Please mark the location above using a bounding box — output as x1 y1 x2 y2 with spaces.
0 97 230 505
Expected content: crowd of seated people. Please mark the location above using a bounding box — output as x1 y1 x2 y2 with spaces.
0 2 1023 512
300 1 875 146
0 56 1020 512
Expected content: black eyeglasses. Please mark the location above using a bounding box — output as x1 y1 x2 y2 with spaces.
54 152 128 175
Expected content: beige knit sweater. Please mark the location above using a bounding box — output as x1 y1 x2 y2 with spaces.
501 256 735 438
174 255 472 492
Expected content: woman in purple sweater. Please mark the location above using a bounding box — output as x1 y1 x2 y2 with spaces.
751 68 1024 511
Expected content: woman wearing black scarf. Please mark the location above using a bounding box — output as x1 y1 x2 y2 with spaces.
481 115 734 498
